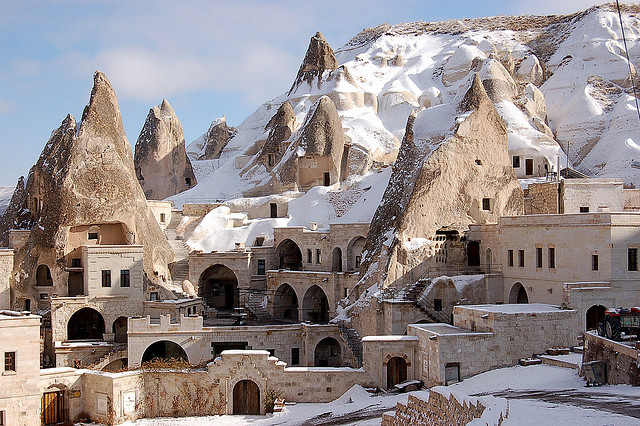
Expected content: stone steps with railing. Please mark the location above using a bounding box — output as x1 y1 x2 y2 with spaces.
337 321 363 368
89 345 128 370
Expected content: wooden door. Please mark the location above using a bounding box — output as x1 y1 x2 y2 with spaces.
387 357 407 389
42 390 64 425
233 380 260 415
525 158 534 175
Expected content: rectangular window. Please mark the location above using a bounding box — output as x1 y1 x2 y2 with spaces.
307 249 312 264
548 247 555 269
270 202 278 218
580 206 589 213
518 250 525 267
150 292 159 301
101 270 111 287
88 232 98 240
120 270 130 287
536 247 543 268
512 155 520 168
39 293 48 300
267 349 275 357
629 248 638 271
355 255 362 268
257 259 266 275
592 254 599 271
0 410 4 425
434 299 443 312
160 213 166 223
482 198 491 211
291 348 300 365
507 250 514 267
4 352 15 372
71 258 81 267
254 236 264 247
316 249 322 264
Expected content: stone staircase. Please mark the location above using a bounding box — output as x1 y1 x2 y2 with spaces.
165 210 190 290
242 292 270 321
90 345 127 371
337 321 363 368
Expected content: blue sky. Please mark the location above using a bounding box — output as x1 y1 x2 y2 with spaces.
0 0 631 186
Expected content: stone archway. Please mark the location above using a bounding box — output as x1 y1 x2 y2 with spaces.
314 337 341 367
36 264 53 286
347 237 366 271
141 340 188 363
67 307 105 340
276 239 302 270
485 248 493 273
387 357 408 389
233 380 260 415
509 282 528 304
273 284 298 321
586 305 606 331
302 285 329 323
198 264 238 310
112 316 128 344
332 247 342 272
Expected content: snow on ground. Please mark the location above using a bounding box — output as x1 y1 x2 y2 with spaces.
101 364 640 425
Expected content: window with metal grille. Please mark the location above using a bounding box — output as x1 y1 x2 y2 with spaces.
518 250 525 267
4 352 15 372
548 247 555 269
629 248 638 271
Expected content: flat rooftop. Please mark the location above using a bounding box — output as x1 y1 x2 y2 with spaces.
408 323 492 336
456 303 568 314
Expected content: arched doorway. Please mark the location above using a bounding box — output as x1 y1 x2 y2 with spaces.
467 241 480 266
509 282 529 304
36 265 53 286
199 264 238 310
302 285 329 323
102 358 127 372
485 248 493 273
387 357 408 389
314 337 341 366
332 247 342 272
347 237 366 271
586 305 606 331
276 239 302 270
273 284 298 321
112 317 128 343
67 308 105 340
141 340 188 363
233 380 260 415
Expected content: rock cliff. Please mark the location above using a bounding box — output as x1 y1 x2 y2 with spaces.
134 99 197 200
3 72 175 307
187 117 237 161
289 31 339 94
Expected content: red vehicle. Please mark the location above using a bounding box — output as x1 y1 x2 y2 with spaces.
598 307 640 341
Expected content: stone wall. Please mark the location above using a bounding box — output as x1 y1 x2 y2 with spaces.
0 249 13 309
526 181 559 214
0 313 41 426
146 201 172 231
583 331 640 385
127 315 353 368
362 336 419 389
381 388 508 426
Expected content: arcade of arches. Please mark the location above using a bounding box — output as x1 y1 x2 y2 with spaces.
277 239 302 270
199 264 238 310
302 285 329 323
273 284 298 321
67 308 105 340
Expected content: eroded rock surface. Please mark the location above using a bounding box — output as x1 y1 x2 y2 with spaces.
289 31 339 94
134 99 197 200
2 72 175 306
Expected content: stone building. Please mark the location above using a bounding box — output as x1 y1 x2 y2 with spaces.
468 212 640 330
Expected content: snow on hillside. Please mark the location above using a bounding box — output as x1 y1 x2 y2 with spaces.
170 5 639 209
0 186 13 215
